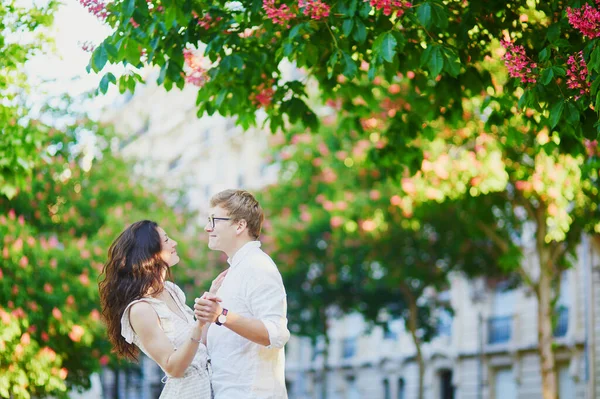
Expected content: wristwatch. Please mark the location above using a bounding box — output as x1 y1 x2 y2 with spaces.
215 308 228 326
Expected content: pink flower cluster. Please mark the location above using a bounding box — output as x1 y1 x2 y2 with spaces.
183 49 209 87
79 0 108 21
263 0 296 25
500 39 538 84
250 82 275 108
79 41 97 52
299 0 330 20
366 0 412 17
566 1 600 39
584 139 599 157
566 51 590 100
192 11 222 30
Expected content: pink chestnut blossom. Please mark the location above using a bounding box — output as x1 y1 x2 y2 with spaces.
566 2 600 39
263 0 296 26
366 0 412 17
78 0 108 21
500 39 538 84
299 0 330 20
566 51 590 100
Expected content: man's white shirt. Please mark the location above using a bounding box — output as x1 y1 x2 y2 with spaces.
207 241 290 399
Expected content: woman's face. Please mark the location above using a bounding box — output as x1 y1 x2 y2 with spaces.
157 227 179 267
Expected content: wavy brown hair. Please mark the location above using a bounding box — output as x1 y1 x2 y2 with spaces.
98 220 171 361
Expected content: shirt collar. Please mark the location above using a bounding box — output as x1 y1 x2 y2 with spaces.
227 241 261 268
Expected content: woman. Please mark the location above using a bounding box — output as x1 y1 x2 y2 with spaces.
98 220 225 398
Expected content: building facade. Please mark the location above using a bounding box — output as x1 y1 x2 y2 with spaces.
285 238 599 399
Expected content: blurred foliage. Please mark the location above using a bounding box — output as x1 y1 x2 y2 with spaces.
0 114 213 398
0 0 58 198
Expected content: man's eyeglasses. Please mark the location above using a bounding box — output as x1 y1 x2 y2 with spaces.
208 215 231 229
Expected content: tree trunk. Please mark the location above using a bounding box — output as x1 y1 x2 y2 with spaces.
400 284 425 399
537 248 558 399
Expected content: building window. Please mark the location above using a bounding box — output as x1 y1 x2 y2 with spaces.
489 282 516 344
436 308 453 337
493 368 517 399
558 364 575 399
439 369 454 399
397 378 405 399
342 337 357 359
487 316 512 344
345 375 360 399
168 156 181 171
383 378 391 399
311 337 325 361
553 307 569 338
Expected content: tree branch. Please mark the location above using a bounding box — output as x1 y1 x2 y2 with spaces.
475 220 510 254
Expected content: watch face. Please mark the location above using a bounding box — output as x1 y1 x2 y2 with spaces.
218 314 227 324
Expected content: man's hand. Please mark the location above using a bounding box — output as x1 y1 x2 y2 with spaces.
209 269 228 294
194 292 222 324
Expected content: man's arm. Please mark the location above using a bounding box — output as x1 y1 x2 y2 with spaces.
194 297 271 346
195 269 290 348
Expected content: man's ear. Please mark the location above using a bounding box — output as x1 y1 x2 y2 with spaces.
235 219 248 235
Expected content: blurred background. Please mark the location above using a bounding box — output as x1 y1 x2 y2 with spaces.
1 1 600 399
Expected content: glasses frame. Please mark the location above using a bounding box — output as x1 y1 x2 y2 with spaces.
208 215 231 229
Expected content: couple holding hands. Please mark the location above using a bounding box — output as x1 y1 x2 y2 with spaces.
98 190 290 398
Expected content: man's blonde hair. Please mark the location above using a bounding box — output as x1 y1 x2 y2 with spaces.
210 189 264 239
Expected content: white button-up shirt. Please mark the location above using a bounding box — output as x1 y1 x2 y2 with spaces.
207 241 290 399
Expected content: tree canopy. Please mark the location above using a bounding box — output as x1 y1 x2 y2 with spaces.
90 0 599 169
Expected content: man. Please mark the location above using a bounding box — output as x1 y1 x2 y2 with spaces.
194 189 290 399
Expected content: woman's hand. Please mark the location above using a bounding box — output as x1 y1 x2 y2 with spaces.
209 269 228 294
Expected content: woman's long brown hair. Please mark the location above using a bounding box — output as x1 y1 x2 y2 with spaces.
98 220 171 361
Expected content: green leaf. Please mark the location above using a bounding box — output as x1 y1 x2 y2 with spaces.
518 89 533 109
566 102 580 125
123 0 135 18
342 52 358 78
91 44 108 72
348 0 358 16
417 3 432 29
358 1 371 18
540 68 554 85
368 64 377 81
552 66 566 77
427 46 444 77
549 100 564 129
353 18 367 43
430 2 448 29
379 32 397 63
342 19 354 37
546 23 561 43
157 62 168 85
289 23 303 40
215 89 228 108
420 45 433 67
539 47 550 63
99 74 110 94
105 43 118 59
327 52 339 79
442 48 460 77
591 73 600 94
590 46 600 73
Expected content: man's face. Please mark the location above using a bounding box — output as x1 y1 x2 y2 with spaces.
205 205 236 253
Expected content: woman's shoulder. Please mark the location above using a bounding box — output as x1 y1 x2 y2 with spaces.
121 299 161 343
165 281 188 301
